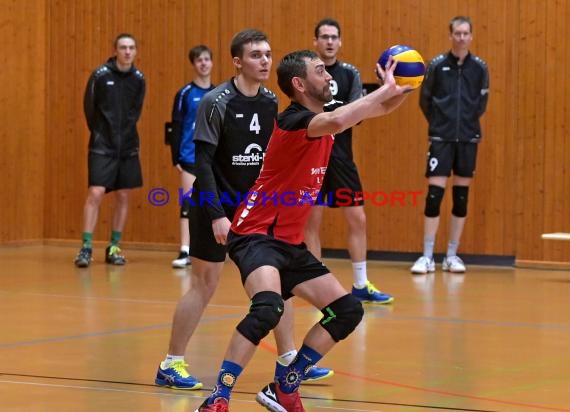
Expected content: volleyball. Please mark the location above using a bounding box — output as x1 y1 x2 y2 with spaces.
378 45 425 89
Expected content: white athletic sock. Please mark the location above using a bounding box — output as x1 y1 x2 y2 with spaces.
162 354 185 368
277 349 298 366
423 236 436 258
446 241 459 257
352 261 367 288
181 245 190 254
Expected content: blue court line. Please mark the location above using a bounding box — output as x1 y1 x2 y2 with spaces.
3 308 569 350
0 313 242 349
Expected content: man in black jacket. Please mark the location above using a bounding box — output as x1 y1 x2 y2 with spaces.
411 16 489 274
75 33 146 268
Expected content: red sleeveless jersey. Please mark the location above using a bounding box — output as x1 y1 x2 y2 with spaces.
231 102 334 244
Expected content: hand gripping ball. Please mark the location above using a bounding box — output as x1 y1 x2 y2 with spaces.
378 45 426 89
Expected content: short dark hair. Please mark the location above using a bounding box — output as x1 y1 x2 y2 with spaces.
314 18 341 38
114 33 137 49
277 50 318 98
449 16 472 33
189 45 212 64
230 29 269 58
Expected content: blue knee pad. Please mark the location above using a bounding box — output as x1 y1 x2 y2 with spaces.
452 185 469 217
180 197 191 218
424 184 445 217
319 294 363 342
236 291 284 345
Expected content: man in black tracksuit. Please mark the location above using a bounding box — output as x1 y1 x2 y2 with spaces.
74 33 146 268
411 16 489 274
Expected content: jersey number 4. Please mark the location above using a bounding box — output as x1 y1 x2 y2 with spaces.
249 113 261 134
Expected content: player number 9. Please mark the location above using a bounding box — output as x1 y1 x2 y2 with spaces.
429 157 438 172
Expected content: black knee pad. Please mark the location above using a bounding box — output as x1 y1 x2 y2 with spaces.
424 185 445 217
180 197 191 218
452 185 469 217
319 294 363 342
236 291 284 345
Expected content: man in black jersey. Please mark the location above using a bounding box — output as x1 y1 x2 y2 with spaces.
304 18 394 304
154 29 332 392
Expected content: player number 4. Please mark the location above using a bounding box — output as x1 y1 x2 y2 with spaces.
250 113 261 134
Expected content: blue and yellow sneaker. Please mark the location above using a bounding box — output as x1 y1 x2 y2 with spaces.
351 280 394 304
275 361 334 383
74 247 92 268
304 365 334 382
155 360 203 390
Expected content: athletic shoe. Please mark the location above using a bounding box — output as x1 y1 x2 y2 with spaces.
256 382 305 412
194 398 228 412
351 281 394 304
275 361 334 383
105 245 126 265
172 251 191 268
303 365 334 382
155 360 203 390
74 247 92 268
411 256 435 274
442 255 466 273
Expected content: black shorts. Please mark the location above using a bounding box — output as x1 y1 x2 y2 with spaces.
179 162 196 175
88 152 142 192
189 195 236 262
425 141 478 178
227 232 330 300
319 157 364 208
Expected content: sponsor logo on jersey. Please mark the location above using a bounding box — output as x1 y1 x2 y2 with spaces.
232 143 264 166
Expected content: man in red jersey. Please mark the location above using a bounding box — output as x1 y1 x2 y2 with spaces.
196 50 411 412
156 29 331 393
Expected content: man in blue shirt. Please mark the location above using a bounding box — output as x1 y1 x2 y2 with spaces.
169 45 215 268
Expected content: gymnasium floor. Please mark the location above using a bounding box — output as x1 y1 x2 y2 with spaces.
0 245 569 412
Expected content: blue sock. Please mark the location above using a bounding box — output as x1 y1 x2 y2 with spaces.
208 360 242 403
278 344 322 394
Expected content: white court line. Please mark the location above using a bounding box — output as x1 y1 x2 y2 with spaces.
0 378 204 398
0 379 377 411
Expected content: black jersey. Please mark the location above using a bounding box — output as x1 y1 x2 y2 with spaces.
193 78 278 216
325 60 363 161
84 57 145 157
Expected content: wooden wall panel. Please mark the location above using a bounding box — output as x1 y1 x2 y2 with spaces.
2 0 569 263
308 0 519 256
516 1 546 262
516 0 570 262
43 0 221 246
544 0 570 262
0 0 46 243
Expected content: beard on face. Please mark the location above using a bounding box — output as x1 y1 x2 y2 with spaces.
307 83 332 103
